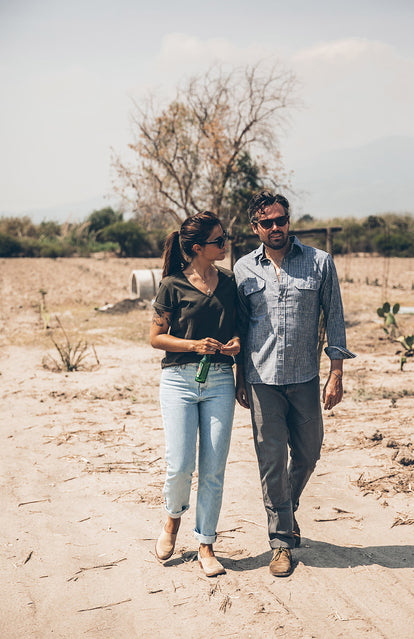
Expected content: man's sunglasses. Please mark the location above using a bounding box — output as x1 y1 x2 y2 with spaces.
254 215 290 230
203 232 227 249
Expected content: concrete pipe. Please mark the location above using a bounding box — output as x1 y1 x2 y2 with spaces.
129 269 162 300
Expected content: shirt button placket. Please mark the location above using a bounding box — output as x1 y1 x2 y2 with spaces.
276 288 284 375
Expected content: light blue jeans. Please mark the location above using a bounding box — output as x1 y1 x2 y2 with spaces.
159 363 235 545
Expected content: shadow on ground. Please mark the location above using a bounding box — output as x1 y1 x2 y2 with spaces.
217 540 414 572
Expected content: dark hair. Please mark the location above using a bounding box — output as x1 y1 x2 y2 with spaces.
162 211 223 277
248 190 290 222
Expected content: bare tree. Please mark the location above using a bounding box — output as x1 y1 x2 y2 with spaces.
113 61 297 227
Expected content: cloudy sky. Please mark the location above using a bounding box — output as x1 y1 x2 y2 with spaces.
1 0 414 219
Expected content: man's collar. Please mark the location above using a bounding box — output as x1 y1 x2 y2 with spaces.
255 236 303 263
290 235 304 253
253 244 265 263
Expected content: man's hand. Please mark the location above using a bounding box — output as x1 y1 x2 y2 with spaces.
235 364 250 409
323 372 343 410
236 383 250 409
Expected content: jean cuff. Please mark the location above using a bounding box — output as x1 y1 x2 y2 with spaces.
165 504 189 519
194 529 217 545
270 540 293 550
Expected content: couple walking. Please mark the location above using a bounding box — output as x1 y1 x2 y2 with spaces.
150 191 355 578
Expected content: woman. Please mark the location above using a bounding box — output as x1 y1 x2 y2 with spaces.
150 211 239 577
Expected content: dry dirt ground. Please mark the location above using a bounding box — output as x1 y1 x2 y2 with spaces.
1 254 414 639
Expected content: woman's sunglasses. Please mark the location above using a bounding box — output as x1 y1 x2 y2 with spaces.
203 232 227 249
254 215 290 230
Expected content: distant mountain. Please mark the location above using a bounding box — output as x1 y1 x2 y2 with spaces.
291 136 414 219
0 195 120 224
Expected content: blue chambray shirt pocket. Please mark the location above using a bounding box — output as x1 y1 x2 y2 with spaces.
294 276 321 291
293 276 321 317
243 278 268 318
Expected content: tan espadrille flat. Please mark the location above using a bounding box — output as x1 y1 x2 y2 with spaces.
197 552 226 577
155 527 177 561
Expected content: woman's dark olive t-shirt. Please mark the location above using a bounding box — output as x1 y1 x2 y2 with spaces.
152 266 237 368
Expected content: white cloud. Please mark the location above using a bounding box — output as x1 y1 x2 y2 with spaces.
293 37 388 64
155 32 271 74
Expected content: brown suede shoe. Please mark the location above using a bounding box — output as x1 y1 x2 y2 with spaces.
293 515 301 548
269 547 293 577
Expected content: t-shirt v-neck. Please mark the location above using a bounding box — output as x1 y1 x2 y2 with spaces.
181 267 219 297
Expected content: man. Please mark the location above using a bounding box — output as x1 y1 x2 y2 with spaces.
234 191 355 577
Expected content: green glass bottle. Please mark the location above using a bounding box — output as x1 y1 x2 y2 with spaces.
195 354 211 383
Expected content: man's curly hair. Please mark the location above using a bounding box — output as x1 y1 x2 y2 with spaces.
248 190 290 222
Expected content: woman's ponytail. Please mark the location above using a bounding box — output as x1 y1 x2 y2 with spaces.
162 211 222 277
162 231 187 277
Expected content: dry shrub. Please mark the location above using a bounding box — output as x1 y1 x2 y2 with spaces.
42 316 100 372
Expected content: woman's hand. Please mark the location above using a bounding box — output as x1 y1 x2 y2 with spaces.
193 337 224 355
220 337 240 356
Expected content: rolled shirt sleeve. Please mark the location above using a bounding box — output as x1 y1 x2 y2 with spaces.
320 254 356 361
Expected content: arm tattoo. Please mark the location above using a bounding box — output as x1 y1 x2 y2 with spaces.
152 308 171 327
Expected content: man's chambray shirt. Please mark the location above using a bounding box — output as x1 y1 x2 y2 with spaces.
234 236 355 386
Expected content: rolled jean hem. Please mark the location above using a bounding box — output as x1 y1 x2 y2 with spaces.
194 530 217 545
270 540 293 550
164 505 189 519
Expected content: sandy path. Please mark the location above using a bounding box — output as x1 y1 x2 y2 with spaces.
1 343 413 639
1 256 413 638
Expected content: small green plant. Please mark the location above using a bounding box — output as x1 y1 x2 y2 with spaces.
377 302 400 337
366 277 381 287
39 288 50 330
396 335 414 371
376 302 413 371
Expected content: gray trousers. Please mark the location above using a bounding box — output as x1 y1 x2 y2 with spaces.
246 377 323 549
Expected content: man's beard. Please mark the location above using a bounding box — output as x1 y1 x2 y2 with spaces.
263 231 289 251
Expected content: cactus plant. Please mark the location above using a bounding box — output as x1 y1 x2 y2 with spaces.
397 335 414 371
377 302 400 337
376 302 413 371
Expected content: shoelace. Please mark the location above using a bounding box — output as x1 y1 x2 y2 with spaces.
272 547 290 559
